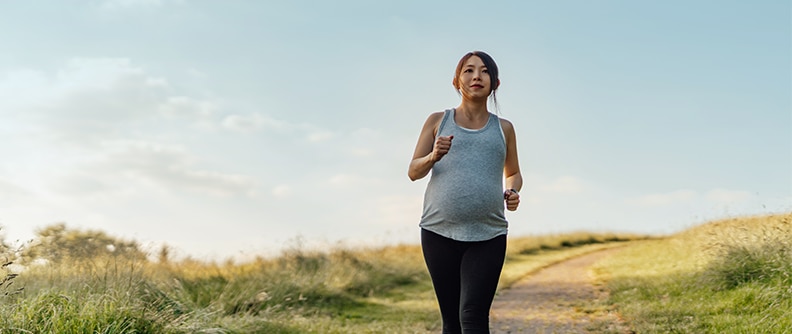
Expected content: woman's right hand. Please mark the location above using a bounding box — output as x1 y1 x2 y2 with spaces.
409 112 448 181
432 135 454 162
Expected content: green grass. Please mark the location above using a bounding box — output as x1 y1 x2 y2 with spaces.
0 231 642 333
593 213 792 333
17 215 788 334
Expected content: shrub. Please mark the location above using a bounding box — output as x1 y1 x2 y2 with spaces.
704 215 792 290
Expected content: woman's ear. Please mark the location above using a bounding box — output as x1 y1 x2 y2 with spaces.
495 79 501 90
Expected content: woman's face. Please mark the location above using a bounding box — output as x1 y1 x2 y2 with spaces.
457 55 492 100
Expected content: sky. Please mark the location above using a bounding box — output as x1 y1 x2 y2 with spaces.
0 0 790 261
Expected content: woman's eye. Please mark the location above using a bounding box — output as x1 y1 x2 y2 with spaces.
464 69 473 73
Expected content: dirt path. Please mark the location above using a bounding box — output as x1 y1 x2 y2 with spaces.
490 248 630 334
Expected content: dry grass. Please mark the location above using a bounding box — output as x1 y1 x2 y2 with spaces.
0 230 647 333
500 232 647 290
594 213 792 333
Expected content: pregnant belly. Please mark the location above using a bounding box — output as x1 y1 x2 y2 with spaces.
432 189 502 222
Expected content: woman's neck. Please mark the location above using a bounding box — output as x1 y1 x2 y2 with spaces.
456 99 489 118
455 99 490 129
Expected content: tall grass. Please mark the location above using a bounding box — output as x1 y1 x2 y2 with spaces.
0 244 436 333
594 213 792 333
506 231 644 256
1 260 22 299
0 231 644 333
702 216 792 290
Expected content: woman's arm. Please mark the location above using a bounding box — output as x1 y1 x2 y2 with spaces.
501 119 523 211
408 112 451 181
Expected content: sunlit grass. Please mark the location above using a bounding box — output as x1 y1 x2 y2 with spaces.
501 232 648 289
0 230 645 333
594 213 792 333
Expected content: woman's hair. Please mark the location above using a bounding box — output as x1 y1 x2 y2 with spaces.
452 51 500 110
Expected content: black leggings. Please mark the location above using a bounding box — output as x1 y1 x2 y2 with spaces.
421 229 507 334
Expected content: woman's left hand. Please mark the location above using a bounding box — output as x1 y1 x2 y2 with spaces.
504 189 520 211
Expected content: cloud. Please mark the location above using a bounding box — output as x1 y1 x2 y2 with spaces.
307 131 335 142
49 58 170 116
374 194 423 227
158 96 215 119
186 68 207 79
104 141 257 197
54 141 257 197
221 112 336 142
0 179 32 204
704 188 754 204
0 69 50 110
346 148 374 157
0 58 282 200
221 113 287 133
538 176 585 194
328 174 358 187
327 173 385 188
626 189 697 207
272 184 293 198
1 58 218 127
0 58 186 144
517 174 590 207
625 188 759 210
342 128 383 157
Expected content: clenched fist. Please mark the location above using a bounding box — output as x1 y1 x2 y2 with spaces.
432 135 454 162
504 189 520 211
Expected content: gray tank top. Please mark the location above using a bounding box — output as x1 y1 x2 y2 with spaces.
419 108 508 241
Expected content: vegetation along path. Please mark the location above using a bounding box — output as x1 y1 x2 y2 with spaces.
491 247 631 334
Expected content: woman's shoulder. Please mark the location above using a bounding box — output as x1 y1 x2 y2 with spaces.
419 111 447 136
424 110 446 125
498 117 518 141
498 117 514 130
428 110 447 119
432 108 455 117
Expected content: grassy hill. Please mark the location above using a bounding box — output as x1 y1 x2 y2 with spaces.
4 213 788 333
594 213 792 333
0 229 640 333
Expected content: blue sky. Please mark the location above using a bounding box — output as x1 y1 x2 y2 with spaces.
1 0 790 260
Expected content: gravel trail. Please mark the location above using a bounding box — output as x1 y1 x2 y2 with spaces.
490 248 631 334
